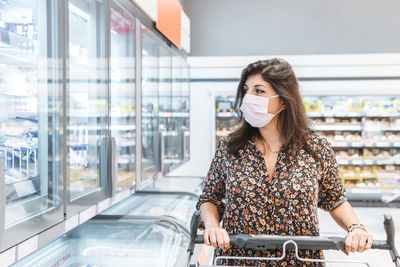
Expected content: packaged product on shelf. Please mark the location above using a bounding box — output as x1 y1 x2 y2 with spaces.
363 98 380 115
390 118 400 130
303 97 321 113
347 97 364 113
377 167 400 188
332 98 348 114
379 98 398 115
339 166 361 187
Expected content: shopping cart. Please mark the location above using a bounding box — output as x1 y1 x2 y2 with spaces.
185 211 400 267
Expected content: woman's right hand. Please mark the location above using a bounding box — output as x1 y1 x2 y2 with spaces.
203 226 231 251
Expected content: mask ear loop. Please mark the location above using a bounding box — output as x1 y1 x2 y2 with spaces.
270 95 285 115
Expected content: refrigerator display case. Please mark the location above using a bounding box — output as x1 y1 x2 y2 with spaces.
0 0 64 251
11 216 189 267
109 2 136 192
67 0 137 215
181 61 190 161
66 0 110 213
141 25 160 183
158 45 174 173
102 191 198 229
159 55 190 174
215 96 238 145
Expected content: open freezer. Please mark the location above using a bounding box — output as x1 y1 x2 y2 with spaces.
11 216 189 267
101 191 198 229
142 176 205 196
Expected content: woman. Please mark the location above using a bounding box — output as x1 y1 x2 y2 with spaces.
197 58 373 266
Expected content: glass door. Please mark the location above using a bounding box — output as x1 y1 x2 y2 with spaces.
181 61 190 161
0 0 63 251
67 0 108 214
141 26 159 183
109 2 136 193
158 45 172 174
165 54 183 171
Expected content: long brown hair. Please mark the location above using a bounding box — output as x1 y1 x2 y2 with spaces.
227 58 322 166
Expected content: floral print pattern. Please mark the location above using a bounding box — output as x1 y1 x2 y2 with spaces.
196 132 347 266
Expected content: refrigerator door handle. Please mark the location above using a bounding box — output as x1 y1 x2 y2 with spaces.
99 136 109 195
157 131 165 173
110 136 118 197
0 158 5 247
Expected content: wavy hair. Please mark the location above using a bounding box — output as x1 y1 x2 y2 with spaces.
227 58 322 167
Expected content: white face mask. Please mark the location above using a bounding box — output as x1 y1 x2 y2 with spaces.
240 94 283 128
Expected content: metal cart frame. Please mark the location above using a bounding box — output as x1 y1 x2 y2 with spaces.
186 211 400 267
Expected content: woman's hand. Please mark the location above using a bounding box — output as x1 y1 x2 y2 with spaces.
203 225 231 252
343 228 373 255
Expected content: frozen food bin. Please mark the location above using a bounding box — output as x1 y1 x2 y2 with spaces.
11 216 189 267
101 191 198 229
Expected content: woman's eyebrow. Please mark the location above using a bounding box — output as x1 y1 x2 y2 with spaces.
254 84 267 88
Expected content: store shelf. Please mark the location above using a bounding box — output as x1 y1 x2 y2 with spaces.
164 158 182 164
364 128 400 132
331 141 400 148
314 124 363 131
337 159 400 165
119 141 136 147
307 112 400 118
111 125 136 131
307 112 363 118
216 112 238 118
161 131 179 137
159 112 189 118
118 157 135 164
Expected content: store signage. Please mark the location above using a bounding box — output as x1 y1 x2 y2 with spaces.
156 0 182 49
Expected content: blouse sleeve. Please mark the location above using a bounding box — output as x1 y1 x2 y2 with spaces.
318 138 347 212
196 139 227 223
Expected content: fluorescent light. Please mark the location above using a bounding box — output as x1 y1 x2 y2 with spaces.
69 2 89 21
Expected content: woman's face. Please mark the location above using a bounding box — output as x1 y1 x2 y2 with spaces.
243 74 284 114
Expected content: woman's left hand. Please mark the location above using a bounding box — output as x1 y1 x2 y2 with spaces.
343 228 373 255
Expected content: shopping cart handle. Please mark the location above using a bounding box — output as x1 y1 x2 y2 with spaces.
195 234 345 250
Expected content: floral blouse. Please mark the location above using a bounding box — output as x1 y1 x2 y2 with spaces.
196 132 347 266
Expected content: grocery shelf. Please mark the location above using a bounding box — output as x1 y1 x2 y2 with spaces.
306 112 363 118
314 125 363 131
216 112 238 118
158 112 189 118
307 112 400 118
337 159 400 165
330 141 400 148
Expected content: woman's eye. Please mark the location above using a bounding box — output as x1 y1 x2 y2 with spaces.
256 89 265 94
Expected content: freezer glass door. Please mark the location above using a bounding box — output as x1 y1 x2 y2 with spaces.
158 45 172 173
141 26 159 182
0 0 63 249
110 2 136 191
181 61 190 160
68 0 107 201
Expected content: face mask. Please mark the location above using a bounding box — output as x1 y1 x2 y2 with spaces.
240 94 283 128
